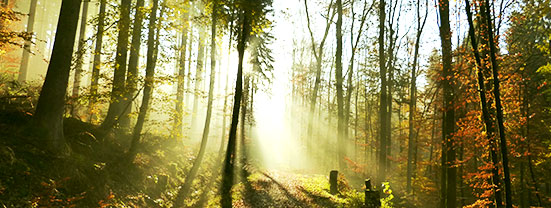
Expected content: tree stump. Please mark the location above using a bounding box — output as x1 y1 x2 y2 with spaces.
330 170 338 194
365 179 380 208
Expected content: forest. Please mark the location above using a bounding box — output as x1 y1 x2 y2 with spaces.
0 0 550 207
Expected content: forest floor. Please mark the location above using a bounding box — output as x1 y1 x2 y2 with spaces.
230 170 365 208
0 108 369 207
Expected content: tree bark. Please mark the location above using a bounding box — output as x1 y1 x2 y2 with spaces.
173 1 189 139
464 1 503 206
18 0 38 83
221 12 249 208
303 0 335 156
89 0 106 122
482 0 513 206
345 0 370 162
128 0 160 159
33 0 82 156
437 0 456 206
406 0 427 193
191 28 206 133
71 0 90 101
120 0 146 128
335 0 345 171
219 11 234 157
101 0 132 130
174 1 217 204
377 0 388 183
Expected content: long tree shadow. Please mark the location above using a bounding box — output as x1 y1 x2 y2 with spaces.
260 172 309 207
241 169 277 207
296 186 340 208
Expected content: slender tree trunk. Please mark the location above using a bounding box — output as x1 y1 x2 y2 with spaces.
174 2 217 204
120 0 146 128
71 0 90 101
335 0 345 171
407 0 427 193
101 0 132 130
191 28 206 134
438 0 456 206
173 2 189 139
219 14 234 157
18 0 38 83
221 12 249 208
33 0 82 155
185 26 194 110
303 0 334 156
464 1 504 206
128 0 160 159
327 60 333 170
377 0 388 183
89 0 106 122
239 75 249 178
482 0 513 206
345 0 370 163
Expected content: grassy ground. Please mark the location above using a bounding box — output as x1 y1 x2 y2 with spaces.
0 80 373 207
0 109 372 207
230 170 365 208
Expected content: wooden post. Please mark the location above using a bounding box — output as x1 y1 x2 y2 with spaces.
330 170 338 194
365 179 380 208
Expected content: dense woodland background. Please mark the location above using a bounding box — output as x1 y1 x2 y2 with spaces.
0 0 550 207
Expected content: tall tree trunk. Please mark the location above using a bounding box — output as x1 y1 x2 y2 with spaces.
464 1 504 206
33 0 82 155
101 0 132 130
482 0 513 206
335 0 345 171
219 12 234 157
173 1 189 139
327 60 333 170
174 1 217 204
128 0 160 159
185 25 194 110
89 0 106 122
407 0 427 193
303 0 335 156
377 0 388 183
221 12 249 208
239 75 249 178
18 0 38 83
191 28 206 134
437 0 456 206
345 0 370 163
71 0 90 101
120 0 146 128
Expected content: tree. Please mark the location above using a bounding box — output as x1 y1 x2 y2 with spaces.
174 0 218 204
89 0 106 121
437 0 456 206
464 0 503 206
71 0 90 102
18 0 37 83
32 0 82 155
303 0 335 155
377 0 388 183
101 0 132 130
482 0 513 205
334 0 345 170
406 0 427 193
121 0 146 128
190 26 206 134
221 1 272 206
344 0 370 163
221 10 249 208
173 0 190 139
128 0 161 159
